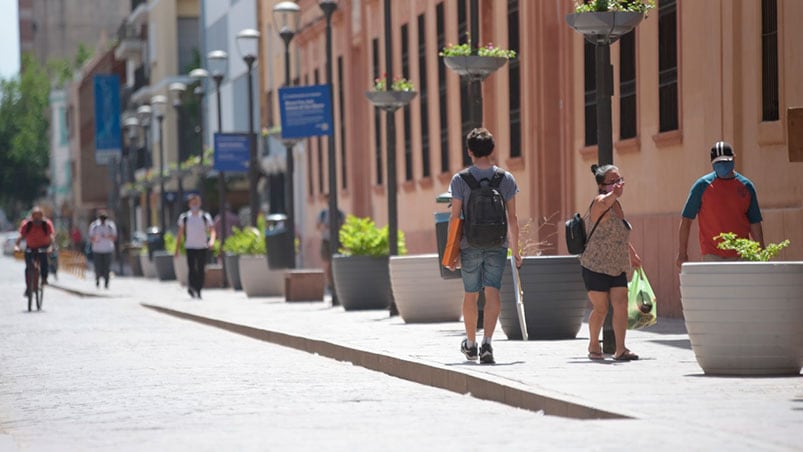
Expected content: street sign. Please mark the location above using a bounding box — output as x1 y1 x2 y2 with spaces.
278 85 334 139
93 74 122 165
213 133 250 173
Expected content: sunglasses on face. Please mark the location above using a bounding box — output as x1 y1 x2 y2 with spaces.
602 177 625 186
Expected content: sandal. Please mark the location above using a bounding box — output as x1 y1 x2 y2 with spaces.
587 351 605 360
613 350 639 361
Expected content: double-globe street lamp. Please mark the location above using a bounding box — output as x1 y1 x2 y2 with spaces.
122 116 141 236
207 50 229 287
319 0 339 304
235 28 260 228
272 1 301 269
150 94 168 234
135 104 153 228
189 68 209 193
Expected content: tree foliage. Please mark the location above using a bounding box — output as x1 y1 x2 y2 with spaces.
0 53 51 219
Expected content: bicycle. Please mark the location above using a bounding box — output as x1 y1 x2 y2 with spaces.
25 247 49 312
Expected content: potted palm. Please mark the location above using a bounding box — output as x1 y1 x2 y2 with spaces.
332 215 405 311
680 234 801 375
364 75 417 112
498 216 589 340
440 36 516 81
566 0 654 45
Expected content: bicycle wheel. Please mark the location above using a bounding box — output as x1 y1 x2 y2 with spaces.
26 268 34 312
36 279 43 311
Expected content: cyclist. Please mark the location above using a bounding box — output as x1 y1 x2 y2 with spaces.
15 206 55 297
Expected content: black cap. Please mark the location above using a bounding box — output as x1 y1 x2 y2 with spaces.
710 141 735 163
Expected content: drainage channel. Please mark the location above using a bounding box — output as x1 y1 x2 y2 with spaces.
142 303 630 420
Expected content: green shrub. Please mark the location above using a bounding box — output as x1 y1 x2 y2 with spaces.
715 232 790 262
338 215 406 257
223 227 266 255
574 0 655 14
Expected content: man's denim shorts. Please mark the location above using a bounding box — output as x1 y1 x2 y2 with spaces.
460 247 507 292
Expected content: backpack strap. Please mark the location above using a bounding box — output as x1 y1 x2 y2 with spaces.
458 169 480 190
489 168 505 188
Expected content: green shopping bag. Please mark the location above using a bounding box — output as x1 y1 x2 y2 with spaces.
627 268 657 329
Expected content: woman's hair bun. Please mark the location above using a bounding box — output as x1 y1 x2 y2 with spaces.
590 164 599 174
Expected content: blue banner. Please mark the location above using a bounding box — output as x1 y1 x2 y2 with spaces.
278 85 334 139
93 74 122 165
214 133 250 173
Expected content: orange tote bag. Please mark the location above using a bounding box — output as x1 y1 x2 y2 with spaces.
441 218 463 269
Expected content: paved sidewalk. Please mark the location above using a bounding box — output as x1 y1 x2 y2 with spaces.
49 271 802 450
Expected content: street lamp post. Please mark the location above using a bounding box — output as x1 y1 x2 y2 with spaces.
208 50 229 287
169 82 187 213
136 104 153 227
123 116 141 236
189 68 209 193
273 1 301 269
236 28 260 228
151 94 168 234
319 0 339 304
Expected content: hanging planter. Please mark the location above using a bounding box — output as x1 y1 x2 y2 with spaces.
442 55 508 82
565 11 645 44
365 90 418 112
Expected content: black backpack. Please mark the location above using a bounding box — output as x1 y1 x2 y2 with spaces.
459 168 508 249
565 202 612 255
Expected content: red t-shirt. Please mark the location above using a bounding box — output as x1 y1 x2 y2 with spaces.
19 219 54 249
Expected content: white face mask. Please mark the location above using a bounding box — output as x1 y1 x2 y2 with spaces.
190 205 200 212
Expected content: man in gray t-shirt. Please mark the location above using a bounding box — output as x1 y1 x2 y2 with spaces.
445 128 521 365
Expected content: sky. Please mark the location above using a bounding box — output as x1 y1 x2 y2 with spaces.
0 0 20 80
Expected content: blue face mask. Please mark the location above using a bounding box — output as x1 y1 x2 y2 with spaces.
713 161 734 178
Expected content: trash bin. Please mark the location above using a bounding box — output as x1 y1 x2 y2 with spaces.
145 227 164 260
265 213 294 270
435 192 461 280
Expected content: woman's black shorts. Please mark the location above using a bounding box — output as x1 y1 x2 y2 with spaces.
581 267 627 292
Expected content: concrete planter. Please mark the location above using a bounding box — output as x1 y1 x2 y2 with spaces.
224 254 242 291
680 262 803 376
443 55 508 81
565 11 645 44
239 254 285 297
499 256 588 340
140 253 156 279
152 251 176 281
173 255 188 287
390 254 463 323
332 255 391 311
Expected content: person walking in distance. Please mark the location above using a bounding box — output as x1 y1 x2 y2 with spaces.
175 195 216 299
677 141 764 268
444 128 521 365
316 194 344 294
88 209 117 289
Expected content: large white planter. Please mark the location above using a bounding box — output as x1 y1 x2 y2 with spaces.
173 255 189 287
238 254 285 297
680 262 803 376
390 254 463 323
140 254 156 279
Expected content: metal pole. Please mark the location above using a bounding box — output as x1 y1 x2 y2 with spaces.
144 124 152 228
383 0 400 316
281 31 296 268
322 2 340 305
214 75 228 288
469 0 482 128
158 114 166 233
595 43 613 166
194 85 205 193
173 102 184 217
246 57 259 227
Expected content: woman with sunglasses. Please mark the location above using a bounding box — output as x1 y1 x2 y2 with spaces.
580 164 642 361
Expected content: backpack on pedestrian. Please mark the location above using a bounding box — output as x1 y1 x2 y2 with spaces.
180 211 213 228
459 168 508 249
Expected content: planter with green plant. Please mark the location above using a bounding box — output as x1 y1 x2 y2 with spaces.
497 215 589 340
680 234 801 375
166 231 189 286
440 36 516 81
231 226 284 297
364 74 418 112
333 215 406 311
566 0 654 45
221 226 263 291
152 232 176 281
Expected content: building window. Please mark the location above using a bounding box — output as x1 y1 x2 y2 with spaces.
401 23 413 181
338 55 347 189
584 40 597 147
619 30 637 140
761 0 779 122
417 14 431 178
508 0 521 158
658 0 678 132
436 2 449 174
372 37 383 185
